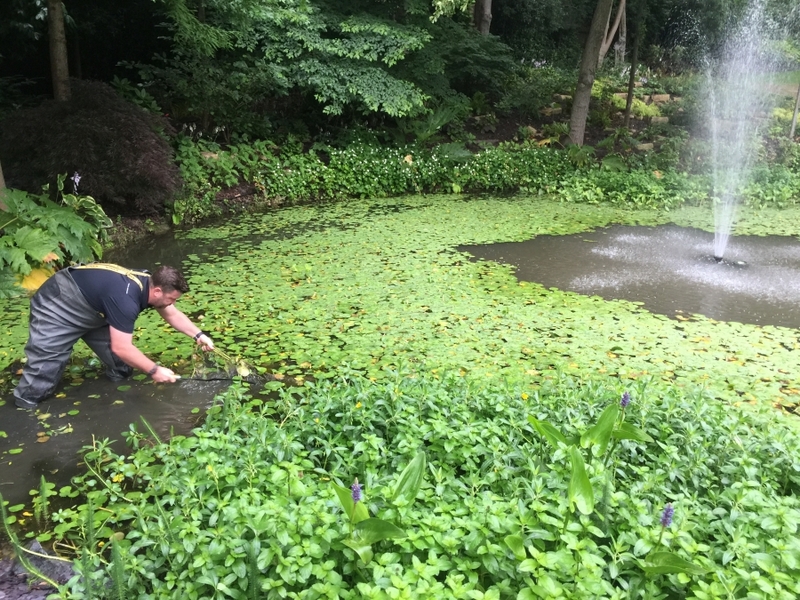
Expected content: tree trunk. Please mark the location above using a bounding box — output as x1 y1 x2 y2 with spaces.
473 0 492 35
569 0 615 146
623 18 640 129
47 0 71 101
614 4 627 67
790 80 800 140
0 158 7 211
599 0 626 67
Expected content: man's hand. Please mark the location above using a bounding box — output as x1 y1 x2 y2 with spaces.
151 366 178 383
196 333 215 351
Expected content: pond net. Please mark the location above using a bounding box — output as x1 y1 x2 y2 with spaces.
187 347 264 383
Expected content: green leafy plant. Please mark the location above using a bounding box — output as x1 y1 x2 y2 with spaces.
0 174 111 297
332 451 425 564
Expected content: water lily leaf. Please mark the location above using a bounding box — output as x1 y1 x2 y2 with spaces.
8 448 23 455
117 385 131 392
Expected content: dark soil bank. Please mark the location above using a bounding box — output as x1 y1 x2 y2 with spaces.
0 558 55 600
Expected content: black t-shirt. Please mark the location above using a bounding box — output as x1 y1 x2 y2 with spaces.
69 267 151 333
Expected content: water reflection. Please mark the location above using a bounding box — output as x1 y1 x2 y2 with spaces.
1 374 230 505
460 224 800 328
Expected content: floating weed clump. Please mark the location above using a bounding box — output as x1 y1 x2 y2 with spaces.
11 373 800 598
123 194 800 409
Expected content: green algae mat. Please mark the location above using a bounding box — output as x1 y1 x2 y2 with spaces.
3 195 800 410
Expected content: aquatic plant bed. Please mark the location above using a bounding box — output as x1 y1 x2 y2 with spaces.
19 374 800 599
3 195 800 408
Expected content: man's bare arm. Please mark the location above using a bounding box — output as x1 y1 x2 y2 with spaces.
108 326 177 382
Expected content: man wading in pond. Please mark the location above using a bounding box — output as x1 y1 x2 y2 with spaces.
13 263 214 410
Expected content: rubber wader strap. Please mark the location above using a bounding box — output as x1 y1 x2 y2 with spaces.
72 263 151 291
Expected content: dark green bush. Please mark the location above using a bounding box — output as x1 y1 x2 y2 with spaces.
0 80 181 216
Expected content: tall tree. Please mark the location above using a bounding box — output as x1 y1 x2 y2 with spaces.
47 0 70 100
569 0 615 146
0 158 7 211
474 0 492 35
598 0 625 66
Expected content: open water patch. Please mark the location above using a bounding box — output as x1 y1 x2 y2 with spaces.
460 224 800 328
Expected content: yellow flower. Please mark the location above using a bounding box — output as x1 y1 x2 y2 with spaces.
521 393 529 400
355 402 362 409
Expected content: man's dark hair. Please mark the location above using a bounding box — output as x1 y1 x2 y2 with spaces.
151 265 189 294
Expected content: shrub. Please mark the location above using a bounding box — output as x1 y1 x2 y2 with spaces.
0 80 181 216
15 373 800 599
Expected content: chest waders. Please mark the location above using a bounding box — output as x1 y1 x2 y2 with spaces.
13 266 150 409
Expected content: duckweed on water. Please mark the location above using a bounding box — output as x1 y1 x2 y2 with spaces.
3 195 800 404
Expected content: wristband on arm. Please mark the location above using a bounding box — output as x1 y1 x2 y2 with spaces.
147 364 159 376
193 331 205 341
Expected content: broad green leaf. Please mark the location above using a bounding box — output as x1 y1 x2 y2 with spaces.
527 416 567 448
332 483 354 520
342 539 374 565
352 501 370 524
504 534 526 560
353 518 406 544
392 451 426 506
641 551 708 575
568 446 594 515
581 404 619 455
612 422 654 443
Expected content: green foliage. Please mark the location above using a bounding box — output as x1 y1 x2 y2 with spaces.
142 0 436 138
172 139 575 223
499 66 575 119
0 175 111 298
21 372 800 598
559 167 706 210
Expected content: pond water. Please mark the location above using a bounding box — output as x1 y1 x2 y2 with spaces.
4 217 800 505
0 230 237 507
461 224 800 328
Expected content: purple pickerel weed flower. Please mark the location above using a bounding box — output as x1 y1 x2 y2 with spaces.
351 478 362 504
620 391 631 408
660 503 674 528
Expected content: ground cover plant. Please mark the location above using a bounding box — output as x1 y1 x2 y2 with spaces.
7 372 800 598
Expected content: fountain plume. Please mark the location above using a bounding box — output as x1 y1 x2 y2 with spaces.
707 0 782 259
